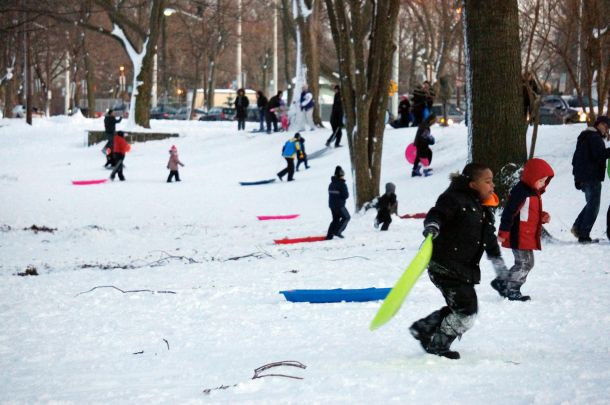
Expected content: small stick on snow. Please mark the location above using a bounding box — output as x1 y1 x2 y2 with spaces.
75 285 176 297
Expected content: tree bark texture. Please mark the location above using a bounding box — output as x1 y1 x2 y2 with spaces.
464 0 526 201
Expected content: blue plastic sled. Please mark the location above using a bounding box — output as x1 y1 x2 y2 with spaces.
280 288 391 303
239 178 276 186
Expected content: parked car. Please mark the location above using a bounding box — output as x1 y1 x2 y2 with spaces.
150 105 177 120
246 106 260 122
431 103 465 125
538 95 580 125
198 106 235 121
110 103 129 118
562 95 596 123
173 107 207 120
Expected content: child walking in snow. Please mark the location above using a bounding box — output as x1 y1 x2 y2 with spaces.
491 158 554 301
110 131 130 181
295 133 310 171
410 163 508 359
412 114 436 177
167 145 185 182
374 182 398 231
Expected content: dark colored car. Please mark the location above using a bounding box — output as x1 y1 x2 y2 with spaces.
150 105 177 120
431 103 465 125
198 106 235 121
539 95 580 125
111 103 129 118
246 106 260 122
563 95 598 109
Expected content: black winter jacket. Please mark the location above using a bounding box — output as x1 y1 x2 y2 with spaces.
328 176 349 209
330 92 343 126
104 114 122 134
572 127 610 183
414 125 435 157
424 175 501 284
234 95 250 119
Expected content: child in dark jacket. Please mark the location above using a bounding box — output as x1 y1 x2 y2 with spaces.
412 114 436 177
294 133 310 171
374 182 398 231
167 145 185 182
492 158 554 301
410 163 508 360
326 165 350 239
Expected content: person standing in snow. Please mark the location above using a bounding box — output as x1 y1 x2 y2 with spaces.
266 90 283 134
571 115 610 243
411 81 435 126
110 131 130 181
256 90 268 132
234 88 249 131
326 166 350 240
410 163 508 359
299 85 316 131
492 158 554 301
103 108 122 168
412 114 436 177
294 133 310 171
166 145 185 182
374 182 398 231
277 134 302 182
326 85 344 147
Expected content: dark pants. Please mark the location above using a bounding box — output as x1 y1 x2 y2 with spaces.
266 112 278 133
412 107 424 126
110 153 125 181
327 206 351 238
573 181 602 238
103 132 114 167
237 118 246 131
377 210 392 231
607 205 609 240
326 123 343 146
277 157 295 181
296 155 309 170
412 264 477 351
258 109 265 131
167 170 181 182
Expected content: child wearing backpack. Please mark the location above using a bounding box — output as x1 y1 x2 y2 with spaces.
410 163 508 359
167 145 185 182
491 158 554 301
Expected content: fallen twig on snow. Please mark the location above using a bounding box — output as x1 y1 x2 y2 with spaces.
75 285 176 297
324 256 371 261
23 224 57 234
163 339 170 351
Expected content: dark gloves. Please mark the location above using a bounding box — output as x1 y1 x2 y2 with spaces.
574 181 582 190
423 224 439 239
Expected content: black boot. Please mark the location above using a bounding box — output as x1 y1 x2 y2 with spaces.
506 290 531 301
409 322 432 352
490 279 507 298
426 330 460 360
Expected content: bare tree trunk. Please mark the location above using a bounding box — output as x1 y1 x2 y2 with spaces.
280 0 295 102
464 0 525 202
299 0 322 126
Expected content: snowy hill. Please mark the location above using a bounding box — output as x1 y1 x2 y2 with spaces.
0 116 608 403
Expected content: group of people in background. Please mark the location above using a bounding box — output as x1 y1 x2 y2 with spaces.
391 80 436 129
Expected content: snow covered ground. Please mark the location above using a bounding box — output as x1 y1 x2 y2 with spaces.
0 115 608 403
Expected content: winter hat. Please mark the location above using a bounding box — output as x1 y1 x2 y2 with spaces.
294 133 302 140
385 182 396 194
335 165 345 177
521 158 554 192
594 115 609 127
116 131 125 137
170 145 177 152
108 108 113 114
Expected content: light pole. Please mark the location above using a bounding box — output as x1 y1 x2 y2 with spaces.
236 0 242 89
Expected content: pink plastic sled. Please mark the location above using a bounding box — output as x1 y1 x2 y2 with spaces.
257 214 300 221
72 179 108 186
405 143 429 167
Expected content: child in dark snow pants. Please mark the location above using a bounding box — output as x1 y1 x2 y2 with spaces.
167 145 185 182
295 133 309 171
412 114 436 177
326 166 350 239
410 163 508 359
374 182 398 231
492 158 554 301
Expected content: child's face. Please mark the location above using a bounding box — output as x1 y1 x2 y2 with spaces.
534 176 548 190
469 169 495 200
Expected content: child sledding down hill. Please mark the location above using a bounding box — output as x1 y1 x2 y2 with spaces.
410 163 509 359
412 113 436 177
492 158 554 301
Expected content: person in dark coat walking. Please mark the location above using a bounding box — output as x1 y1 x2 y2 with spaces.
266 90 283 134
103 109 122 168
410 163 508 359
411 81 435 126
326 85 344 147
294 133 310 171
234 88 249 131
412 114 436 177
326 166 351 239
571 115 610 243
256 90 267 132
374 182 398 231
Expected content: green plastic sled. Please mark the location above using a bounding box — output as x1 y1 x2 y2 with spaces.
369 235 433 331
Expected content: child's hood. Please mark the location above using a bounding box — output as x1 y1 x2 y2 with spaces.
521 158 554 192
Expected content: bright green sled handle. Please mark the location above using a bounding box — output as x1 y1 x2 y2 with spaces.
369 235 433 331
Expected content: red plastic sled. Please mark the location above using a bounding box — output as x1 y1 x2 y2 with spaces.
400 212 427 219
72 179 108 186
257 214 300 221
274 236 327 245
405 143 429 167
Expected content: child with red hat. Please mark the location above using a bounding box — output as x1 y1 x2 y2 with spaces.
492 158 555 301
167 145 185 182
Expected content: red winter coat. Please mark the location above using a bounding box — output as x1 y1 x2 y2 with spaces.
499 158 554 250
113 135 131 155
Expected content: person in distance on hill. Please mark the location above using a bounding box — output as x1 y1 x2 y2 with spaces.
295 133 310 171
234 88 250 131
374 182 398 231
277 134 302 182
326 166 350 240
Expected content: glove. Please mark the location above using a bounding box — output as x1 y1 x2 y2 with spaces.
574 181 582 190
422 225 439 239
541 211 550 224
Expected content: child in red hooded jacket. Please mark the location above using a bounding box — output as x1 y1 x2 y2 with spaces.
492 158 554 301
110 131 131 181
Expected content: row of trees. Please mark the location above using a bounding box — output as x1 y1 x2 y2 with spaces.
1 0 608 207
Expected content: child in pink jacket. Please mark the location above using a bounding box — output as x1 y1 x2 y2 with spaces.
167 145 185 182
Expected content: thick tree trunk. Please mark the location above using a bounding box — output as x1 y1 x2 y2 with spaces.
464 0 525 201
301 0 322 126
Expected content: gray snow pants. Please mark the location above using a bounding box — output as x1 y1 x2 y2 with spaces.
496 249 535 293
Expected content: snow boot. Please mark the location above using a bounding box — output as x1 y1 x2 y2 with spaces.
570 226 579 239
426 331 460 360
578 236 599 244
490 279 507 297
409 322 432 352
423 168 433 177
506 290 531 301
411 165 422 177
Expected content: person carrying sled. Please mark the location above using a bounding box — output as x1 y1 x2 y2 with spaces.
166 145 185 183
326 165 350 240
374 182 398 231
110 131 131 181
410 163 508 359
277 134 302 181
294 133 310 171
412 113 436 177
491 158 554 301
